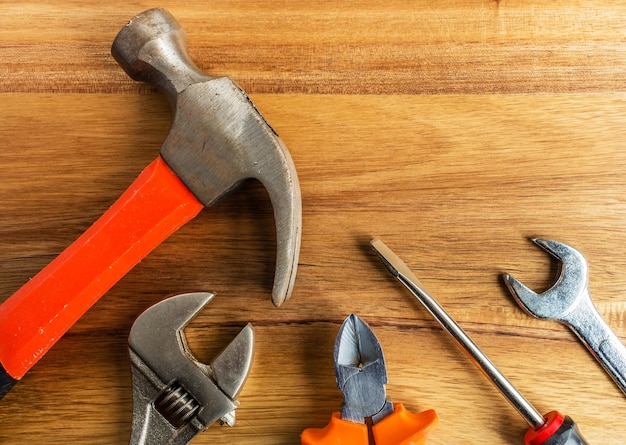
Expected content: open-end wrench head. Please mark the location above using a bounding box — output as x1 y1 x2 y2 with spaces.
503 239 589 321
112 8 302 306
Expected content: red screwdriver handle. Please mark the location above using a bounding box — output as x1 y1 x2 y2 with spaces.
525 411 589 445
0 157 203 382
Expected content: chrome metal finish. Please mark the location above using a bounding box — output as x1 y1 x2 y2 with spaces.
504 238 626 396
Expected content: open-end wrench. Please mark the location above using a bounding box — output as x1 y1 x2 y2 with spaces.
128 292 254 445
503 238 626 396
0 8 300 398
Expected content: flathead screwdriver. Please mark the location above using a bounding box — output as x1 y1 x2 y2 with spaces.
370 238 589 445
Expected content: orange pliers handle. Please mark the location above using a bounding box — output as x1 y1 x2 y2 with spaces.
301 403 438 445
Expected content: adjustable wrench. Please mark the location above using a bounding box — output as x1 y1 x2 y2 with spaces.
128 291 254 445
503 238 626 396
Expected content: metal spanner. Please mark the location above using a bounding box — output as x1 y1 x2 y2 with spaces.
128 292 254 445
503 238 626 396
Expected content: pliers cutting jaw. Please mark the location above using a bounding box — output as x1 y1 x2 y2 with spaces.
128 292 254 445
335 314 394 424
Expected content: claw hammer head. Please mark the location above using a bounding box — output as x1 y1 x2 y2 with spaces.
128 292 254 445
503 238 589 321
112 8 301 306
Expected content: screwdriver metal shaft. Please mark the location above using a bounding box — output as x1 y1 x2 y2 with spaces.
371 238 590 445
370 238 545 429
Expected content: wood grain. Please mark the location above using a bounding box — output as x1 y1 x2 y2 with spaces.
2 2 626 444
3 1 626 94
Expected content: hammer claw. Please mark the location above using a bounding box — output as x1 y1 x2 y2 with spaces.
265 164 302 306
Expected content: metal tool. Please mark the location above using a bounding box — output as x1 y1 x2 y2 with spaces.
128 292 254 445
503 238 626 396
371 238 589 445
0 7 300 398
301 314 438 445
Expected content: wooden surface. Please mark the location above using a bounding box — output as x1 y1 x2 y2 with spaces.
2 2 626 443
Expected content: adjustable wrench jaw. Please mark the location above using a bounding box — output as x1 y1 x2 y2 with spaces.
128 292 254 445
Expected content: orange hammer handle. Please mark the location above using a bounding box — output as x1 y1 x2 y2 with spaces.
0 157 203 381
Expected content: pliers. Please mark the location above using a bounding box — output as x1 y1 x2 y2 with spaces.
301 314 438 445
127 292 254 445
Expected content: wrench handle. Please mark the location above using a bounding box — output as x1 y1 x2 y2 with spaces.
564 295 626 395
0 157 203 389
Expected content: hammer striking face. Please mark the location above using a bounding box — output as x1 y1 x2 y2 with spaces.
0 8 301 398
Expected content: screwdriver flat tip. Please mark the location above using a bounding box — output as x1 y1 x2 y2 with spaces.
370 238 426 288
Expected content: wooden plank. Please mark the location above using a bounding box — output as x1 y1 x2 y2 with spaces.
2 2 626 94
1 2 626 444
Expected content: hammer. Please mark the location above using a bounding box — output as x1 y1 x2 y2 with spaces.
0 8 301 398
